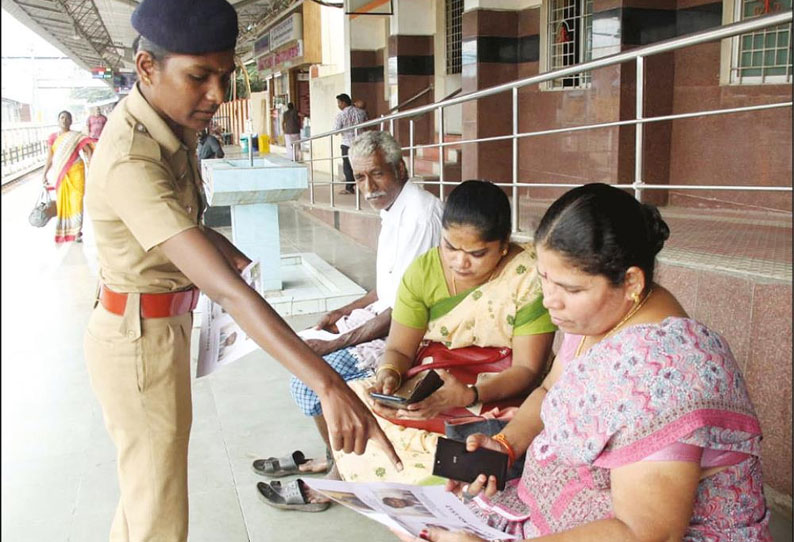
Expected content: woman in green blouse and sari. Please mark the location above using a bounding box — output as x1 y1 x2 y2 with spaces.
333 180 556 484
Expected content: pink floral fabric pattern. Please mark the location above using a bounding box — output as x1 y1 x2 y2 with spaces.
470 318 770 540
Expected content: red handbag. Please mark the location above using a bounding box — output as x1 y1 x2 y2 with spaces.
383 341 522 434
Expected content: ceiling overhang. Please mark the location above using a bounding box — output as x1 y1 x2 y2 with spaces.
2 0 308 81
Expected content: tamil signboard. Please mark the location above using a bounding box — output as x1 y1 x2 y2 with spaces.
253 31 270 58
274 40 303 65
256 41 303 78
269 13 302 50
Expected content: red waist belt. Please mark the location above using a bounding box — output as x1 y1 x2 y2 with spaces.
99 285 200 318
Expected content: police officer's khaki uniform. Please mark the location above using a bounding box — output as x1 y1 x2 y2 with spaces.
84 84 203 542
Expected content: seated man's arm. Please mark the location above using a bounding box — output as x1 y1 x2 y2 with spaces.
307 308 392 356
315 289 378 329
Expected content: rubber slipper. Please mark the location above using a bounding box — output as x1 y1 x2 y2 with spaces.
252 450 316 478
256 479 330 512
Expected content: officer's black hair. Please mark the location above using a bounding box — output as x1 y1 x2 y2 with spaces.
534 183 670 289
442 180 511 244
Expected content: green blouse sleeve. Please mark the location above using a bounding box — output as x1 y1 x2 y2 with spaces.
512 296 557 336
392 249 438 329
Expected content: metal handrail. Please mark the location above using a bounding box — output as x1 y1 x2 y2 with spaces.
302 12 791 142
297 11 792 223
386 84 434 114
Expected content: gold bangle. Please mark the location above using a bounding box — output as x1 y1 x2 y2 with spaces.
376 364 402 386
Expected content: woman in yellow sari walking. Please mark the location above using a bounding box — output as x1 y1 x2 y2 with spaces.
42 110 94 243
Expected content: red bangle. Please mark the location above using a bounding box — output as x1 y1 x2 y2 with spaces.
492 433 516 468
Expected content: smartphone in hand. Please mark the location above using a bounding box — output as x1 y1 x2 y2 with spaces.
370 369 443 408
432 437 508 491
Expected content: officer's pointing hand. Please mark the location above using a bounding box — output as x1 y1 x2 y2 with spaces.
318 383 403 471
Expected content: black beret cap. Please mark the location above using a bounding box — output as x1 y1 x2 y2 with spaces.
132 0 239 55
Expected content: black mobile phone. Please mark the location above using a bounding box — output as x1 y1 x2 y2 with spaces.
432 437 508 491
370 370 443 408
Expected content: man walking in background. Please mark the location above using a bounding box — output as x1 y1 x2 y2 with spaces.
333 93 367 194
282 102 302 161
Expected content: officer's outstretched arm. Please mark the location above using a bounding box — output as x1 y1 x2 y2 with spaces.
159 226 403 469
203 227 250 272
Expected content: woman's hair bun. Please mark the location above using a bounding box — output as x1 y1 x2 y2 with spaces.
642 203 670 255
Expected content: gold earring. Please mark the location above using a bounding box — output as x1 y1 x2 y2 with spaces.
631 292 640 304
501 249 508 256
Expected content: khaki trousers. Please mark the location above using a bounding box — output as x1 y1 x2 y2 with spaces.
84 294 193 542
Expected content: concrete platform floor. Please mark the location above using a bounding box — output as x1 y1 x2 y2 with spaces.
1 170 791 541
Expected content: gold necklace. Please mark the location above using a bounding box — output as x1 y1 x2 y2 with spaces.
575 288 654 358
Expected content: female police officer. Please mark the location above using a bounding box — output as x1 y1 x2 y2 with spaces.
84 1 400 540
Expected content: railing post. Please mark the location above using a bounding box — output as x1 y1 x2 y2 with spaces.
409 120 415 179
634 55 644 202
309 139 315 205
512 87 519 234
380 115 385 132
437 107 445 202
389 118 394 135
330 136 335 208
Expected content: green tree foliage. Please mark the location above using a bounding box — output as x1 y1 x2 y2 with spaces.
227 63 266 101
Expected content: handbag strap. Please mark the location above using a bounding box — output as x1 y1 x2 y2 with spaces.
37 186 52 205
404 343 511 379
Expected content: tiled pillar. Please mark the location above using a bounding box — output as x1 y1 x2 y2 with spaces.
612 0 724 204
387 35 435 145
351 49 388 120
461 9 519 183
610 0 676 205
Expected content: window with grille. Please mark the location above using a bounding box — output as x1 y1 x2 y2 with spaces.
731 0 792 84
446 0 463 75
547 0 593 89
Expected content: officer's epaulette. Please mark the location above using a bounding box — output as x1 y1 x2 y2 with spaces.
126 121 162 162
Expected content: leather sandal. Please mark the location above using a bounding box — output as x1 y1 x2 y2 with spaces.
252 450 321 478
256 479 330 512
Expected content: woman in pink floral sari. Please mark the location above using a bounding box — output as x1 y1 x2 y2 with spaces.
402 183 770 542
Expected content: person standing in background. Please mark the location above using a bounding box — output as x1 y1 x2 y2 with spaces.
282 102 302 161
197 128 225 161
353 99 368 121
42 110 94 243
333 93 367 194
86 107 108 140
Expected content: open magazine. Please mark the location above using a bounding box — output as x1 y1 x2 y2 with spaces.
196 261 261 377
303 479 516 541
